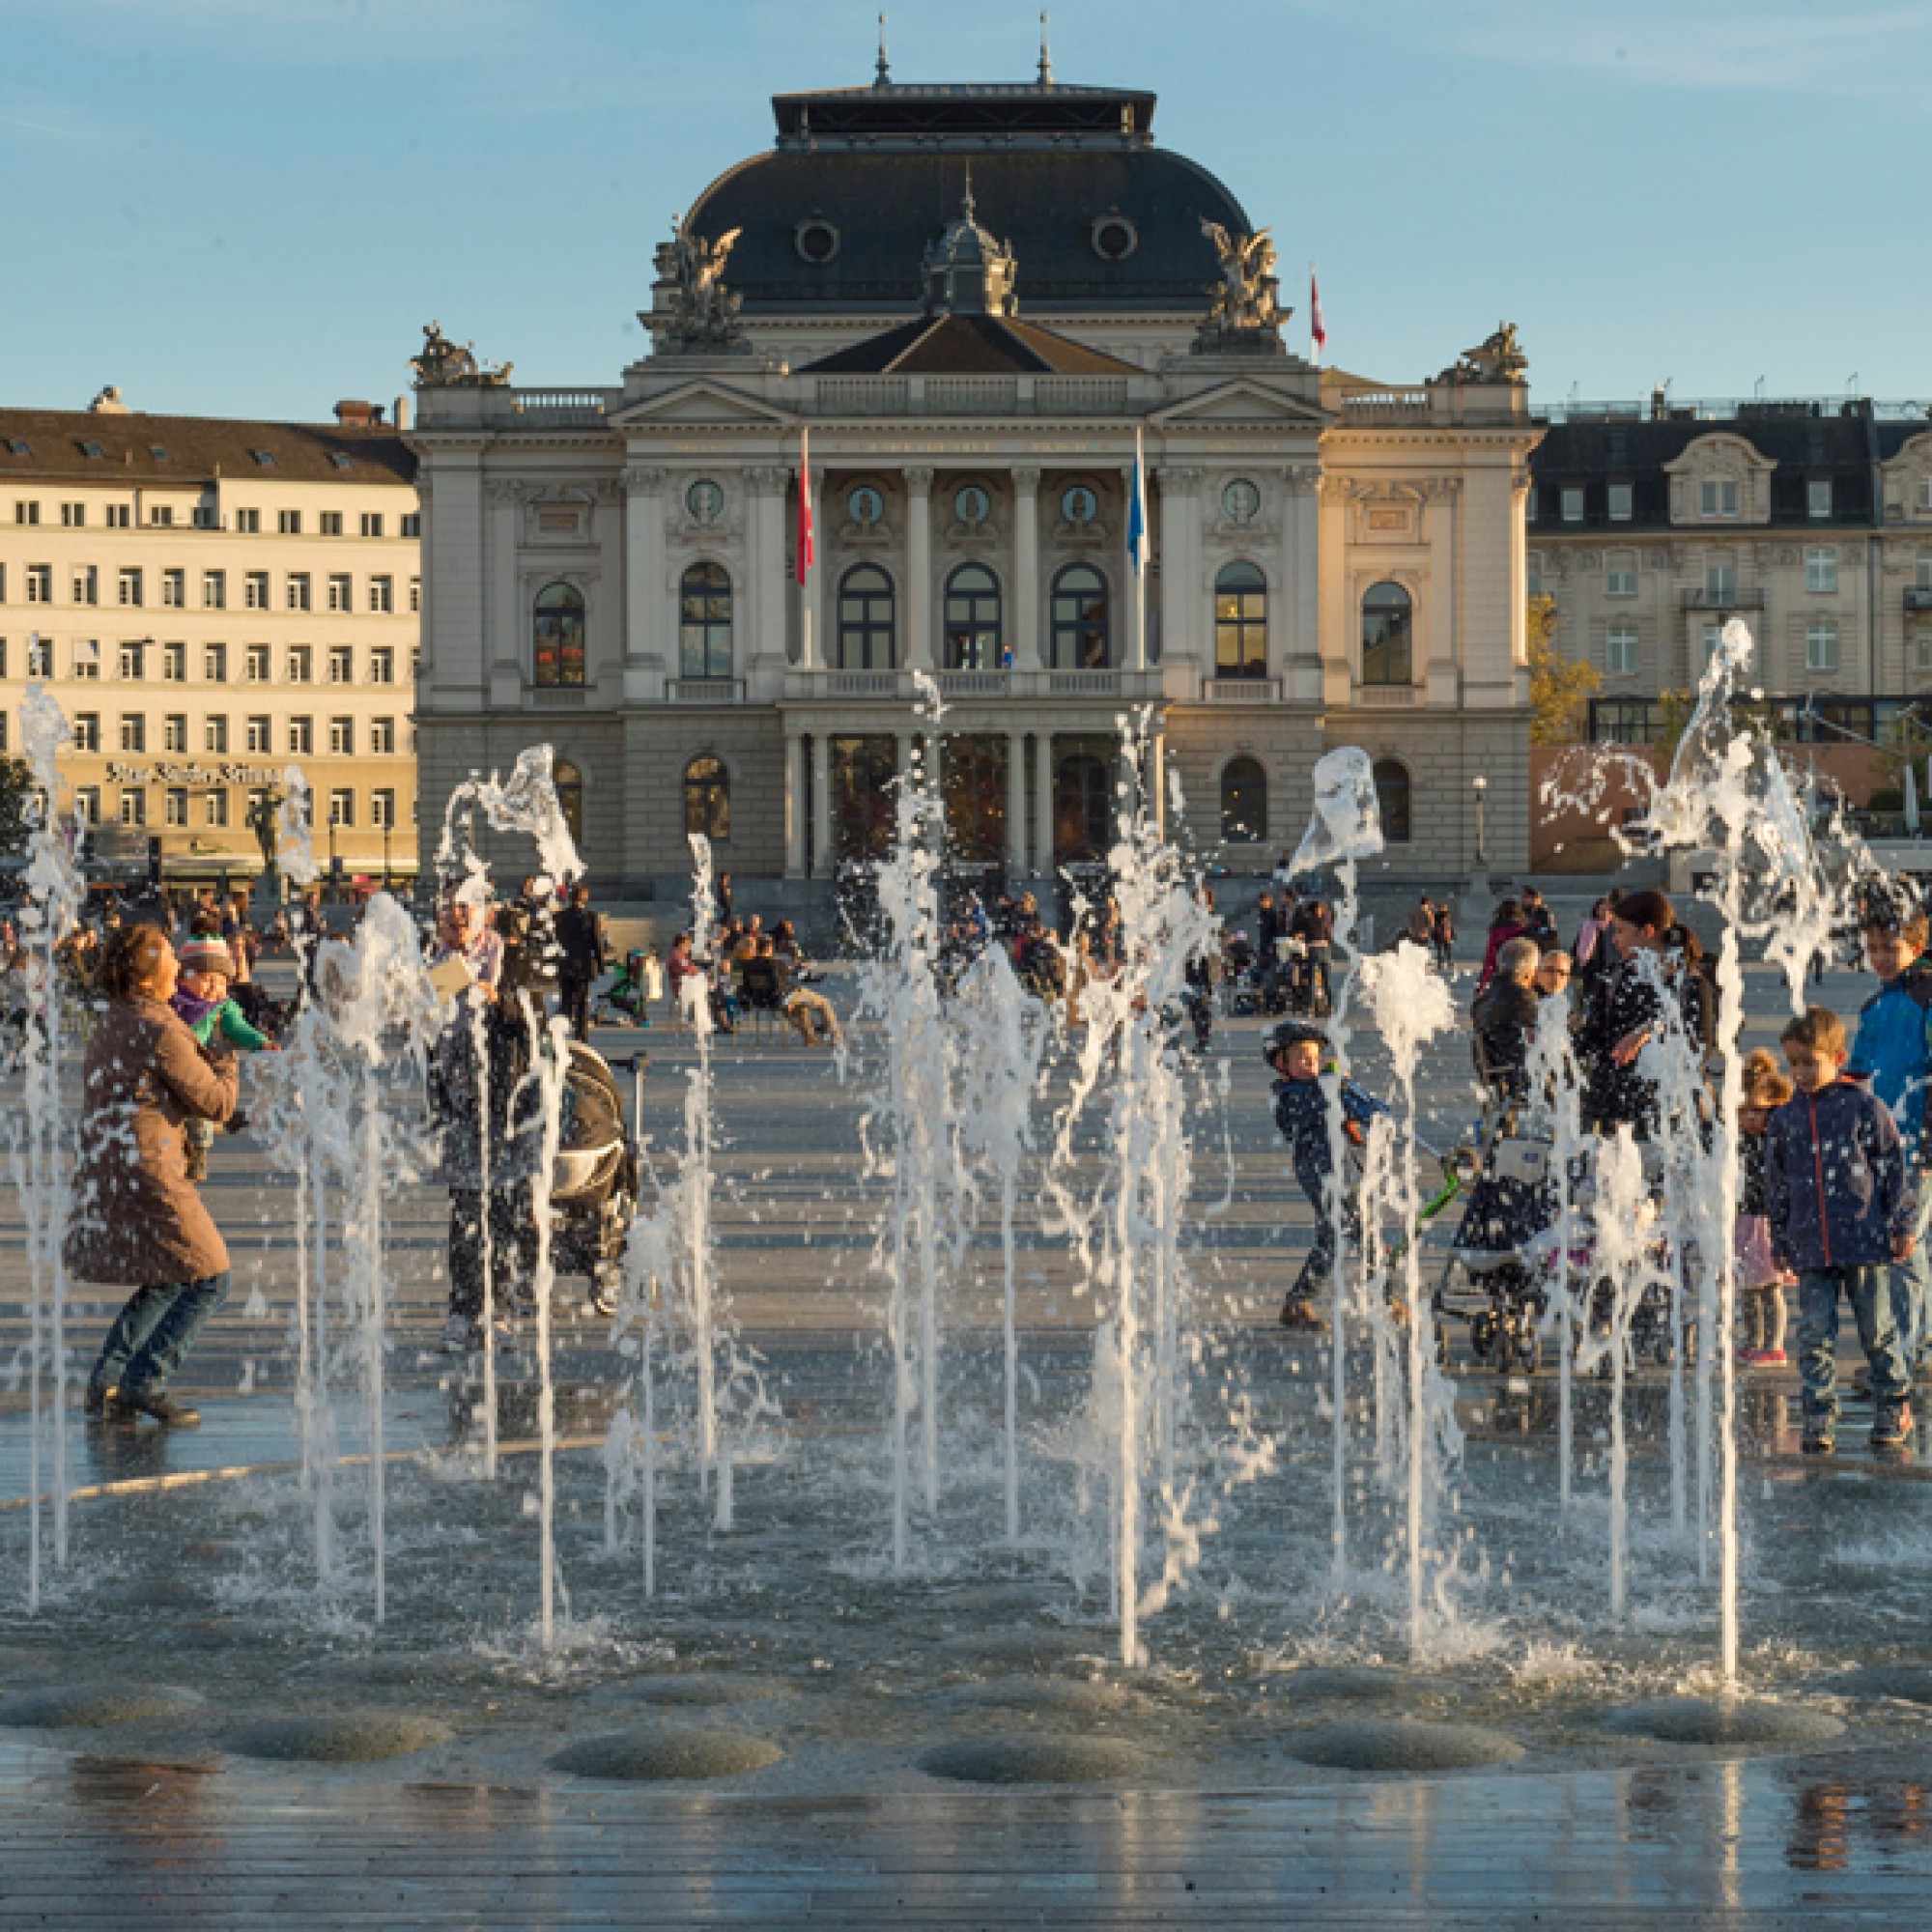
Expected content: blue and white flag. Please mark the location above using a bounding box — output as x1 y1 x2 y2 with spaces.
1127 427 1148 576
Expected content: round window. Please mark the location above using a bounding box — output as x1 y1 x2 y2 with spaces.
1091 213 1139 263
794 217 841 264
686 479 724 526
1061 485 1098 526
1222 478 1262 525
847 485 885 526
954 484 990 526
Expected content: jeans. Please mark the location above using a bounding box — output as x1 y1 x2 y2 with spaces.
558 976 593 1039
448 1182 537 1325
1888 1186 1932 1366
1796 1265 1912 1421
89 1270 232 1400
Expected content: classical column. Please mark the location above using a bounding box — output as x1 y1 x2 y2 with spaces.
1004 730 1028 878
1012 467 1042 670
623 464 668 704
810 731 832 877
1033 729 1056 876
783 731 806 878
1148 724 1168 839
904 466 934 672
1156 467 1201 676
1282 463 1321 700
747 466 789 677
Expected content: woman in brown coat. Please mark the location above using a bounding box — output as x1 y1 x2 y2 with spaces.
70 921 239 1427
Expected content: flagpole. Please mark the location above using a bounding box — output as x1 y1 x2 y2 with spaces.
797 427 814 670
1133 426 1148 674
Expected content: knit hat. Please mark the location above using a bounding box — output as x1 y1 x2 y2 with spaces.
177 936 235 977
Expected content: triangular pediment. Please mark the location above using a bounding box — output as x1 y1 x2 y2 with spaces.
608 381 797 431
1150 380 1331 428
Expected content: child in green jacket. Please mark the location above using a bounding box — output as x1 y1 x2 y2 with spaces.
171 936 274 1182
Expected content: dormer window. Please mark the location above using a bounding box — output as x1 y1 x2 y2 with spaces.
251 449 275 468
6 439 28 456
149 445 168 460
330 452 353 470
1560 488 1584 524
1699 479 1740 519
80 441 104 459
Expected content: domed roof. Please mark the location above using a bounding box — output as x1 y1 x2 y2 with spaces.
682 80 1255 318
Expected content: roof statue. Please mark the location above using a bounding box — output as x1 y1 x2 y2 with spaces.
650 216 749 354
1438 323 1529 385
411 323 513 388
921 176 1018 319
1195 219 1285 353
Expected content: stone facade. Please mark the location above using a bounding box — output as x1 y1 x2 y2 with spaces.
410 73 1540 895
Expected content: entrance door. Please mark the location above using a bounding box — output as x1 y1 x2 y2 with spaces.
940 734 1008 890
1053 735 1115 867
830 735 898 866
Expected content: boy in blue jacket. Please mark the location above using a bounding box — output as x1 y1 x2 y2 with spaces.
1848 901 1932 1368
1266 1020 1382 1332
1766 1006 1917 1453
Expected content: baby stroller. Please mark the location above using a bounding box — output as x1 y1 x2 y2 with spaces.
1434 1119 1556 1373
549 1039 642 1317
593 949 656 1029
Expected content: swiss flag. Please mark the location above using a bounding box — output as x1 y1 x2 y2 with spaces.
796 429 814 586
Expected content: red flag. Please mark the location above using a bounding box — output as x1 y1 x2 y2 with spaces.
1310 268 1327 360
796 429 814 586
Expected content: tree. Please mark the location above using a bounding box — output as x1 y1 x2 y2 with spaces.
0 756 36 857
1527 594 1601 746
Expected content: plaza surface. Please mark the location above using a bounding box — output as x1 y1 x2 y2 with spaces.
4 952 1932 1925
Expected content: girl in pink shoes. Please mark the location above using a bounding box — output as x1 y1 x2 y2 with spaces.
1738 1049 1795 1367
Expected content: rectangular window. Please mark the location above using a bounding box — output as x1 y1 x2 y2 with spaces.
238 508 262 533
328 645 353 685
1705 561 1736 603
26 565 51 604
288 644 312 683
245 643 270 683
149 504 173 527
205 714 229 753
119 713 145 753
1607 624 1637 676
163 714 186 753
205 789 229 828
118 567 143 607
328 787 355 828
289 716 312 755
327 574 352 612
1607 482 1634 522
371 787 396 829
202 569 225 610
164 787 187 828
369 575 393 613
1918 554 1932 593
105 503 131 529
370 716 396 754
277 509 302 537
369 646 394 685
119 788 146 828
246 715 271 753
192 505 219 531
118 640 145 680
408 576 420 613
1805 546 1839 593
287 572 311 611
73 713 100 752
74 785 99 823
72 565 98 606
244 571 270 610
401 513 421 539
1699 479 1741 518
0 563 6 600
1918 479 1932 512
1916 631 1932 673
1806 618 1839 671
1605 564 1637 596
27 638 52 677
72 639 99 679
15 500 39 526
1702 622 1723 663
161 568 185 608
1808 478 1833 520
203 641 227 682
329 716 354 755
320 511 343 536
1560 487 1585 524
60 501 84 528
162 642 185 682
360 512 384 538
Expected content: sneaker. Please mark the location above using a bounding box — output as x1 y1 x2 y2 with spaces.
1744 1349 1788 1368
1873 1401 1915 1451
82 1380 125 1419
118 1387 199 1427
1801 1424 1836 1455
1279 1299 1328 1334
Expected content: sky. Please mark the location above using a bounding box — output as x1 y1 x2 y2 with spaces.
4 0 1931 423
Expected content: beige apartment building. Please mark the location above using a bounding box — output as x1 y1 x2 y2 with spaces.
0 389 419 889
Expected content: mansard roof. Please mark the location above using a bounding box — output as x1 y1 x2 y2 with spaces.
0 406 415 487
801 312 1138 377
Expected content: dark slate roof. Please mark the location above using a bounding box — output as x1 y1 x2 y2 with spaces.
687 98 1252 317
0 407 416 488
802 313 1139 377
1528 404 1921 532
773 81 1157 143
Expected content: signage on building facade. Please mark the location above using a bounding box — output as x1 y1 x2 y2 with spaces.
103 760 281 786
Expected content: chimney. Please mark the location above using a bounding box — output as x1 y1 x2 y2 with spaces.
392 394 411 434
90 384 129 414
333 399 378 428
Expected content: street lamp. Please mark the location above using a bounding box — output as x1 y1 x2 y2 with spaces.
1472 773 1490 868
383 819 392 893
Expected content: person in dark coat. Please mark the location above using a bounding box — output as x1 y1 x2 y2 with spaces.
1577 890 1705 1137
1472 936 1541 1097
71 921 239 1426
554 881 608 1039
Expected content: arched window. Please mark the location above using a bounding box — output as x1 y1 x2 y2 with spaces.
1214 561 1268 679
1220 755 1266 842
944 563 1003 669
684 754 729 839
838 563 895 669
678 562 732 678
1374 759 1412 843
1361 582 1413 686
532 582 585 688
1051 563 1110 669
554 758 583 843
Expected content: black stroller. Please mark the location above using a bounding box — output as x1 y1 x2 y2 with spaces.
549 1039 642 1317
